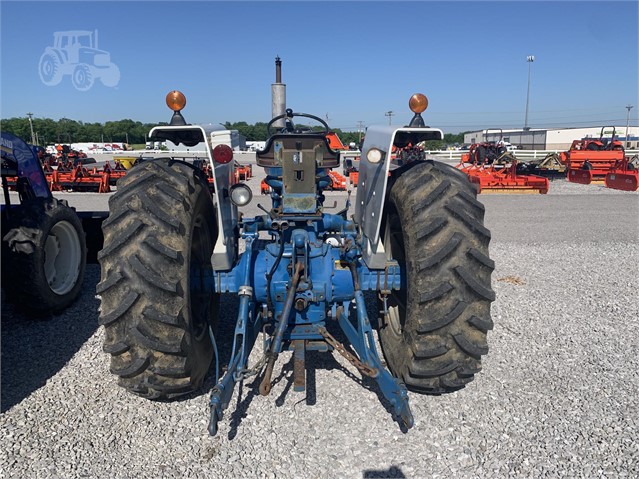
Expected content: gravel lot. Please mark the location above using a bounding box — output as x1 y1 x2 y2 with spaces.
2 168 638 478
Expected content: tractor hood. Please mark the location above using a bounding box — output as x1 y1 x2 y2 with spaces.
1 132 51 199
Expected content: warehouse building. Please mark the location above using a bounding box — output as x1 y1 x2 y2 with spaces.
463 126 639 150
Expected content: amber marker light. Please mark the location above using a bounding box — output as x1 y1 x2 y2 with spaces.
409 93 428 113
166 90 187 112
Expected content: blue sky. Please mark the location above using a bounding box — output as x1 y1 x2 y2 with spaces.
1 0 638 133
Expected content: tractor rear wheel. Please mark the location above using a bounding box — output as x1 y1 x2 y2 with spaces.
38 51 62 86
2 198 86 316
98 159 218 399
379 160 494 394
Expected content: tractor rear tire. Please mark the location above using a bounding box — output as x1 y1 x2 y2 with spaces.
97 159 218 399
1 198 86 316
378 160 494 394
38 51 62 86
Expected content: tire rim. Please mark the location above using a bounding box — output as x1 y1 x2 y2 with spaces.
384 207 407 337
73 68 88 89
44 220 82 295
42 59 54 80
190 213 213 342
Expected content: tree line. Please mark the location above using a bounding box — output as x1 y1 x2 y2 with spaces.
0 117 166 145
1 116 465 149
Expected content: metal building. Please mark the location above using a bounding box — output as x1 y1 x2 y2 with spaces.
464 126 639 150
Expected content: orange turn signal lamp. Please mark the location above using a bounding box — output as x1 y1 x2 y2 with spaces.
166 90 187 112
409 93 428 114
408 93 429 127
166 90 188 126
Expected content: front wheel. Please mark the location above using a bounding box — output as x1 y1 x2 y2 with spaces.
98 159 218 399
378 161 495 394
2 198 86 316
100 63 120 87
72 64 94 91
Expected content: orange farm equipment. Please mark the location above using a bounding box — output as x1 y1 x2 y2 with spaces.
234 162 252 181
458 151 549 194
326 131 349 151
604 157 639 191
327 170 347 190
564 149 624 184
349 170 359 186
260 178 271 195
563 127 625 184
32 160 127 193
462 162 549 194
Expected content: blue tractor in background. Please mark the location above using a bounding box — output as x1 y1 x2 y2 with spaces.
1 132 87 315
97 91 495 435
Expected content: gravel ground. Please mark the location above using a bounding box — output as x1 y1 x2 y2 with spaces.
1 167 638 478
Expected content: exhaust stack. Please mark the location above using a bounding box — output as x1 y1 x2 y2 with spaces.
271 56 286 129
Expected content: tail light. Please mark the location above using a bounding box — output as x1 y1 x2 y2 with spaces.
213 144 233 164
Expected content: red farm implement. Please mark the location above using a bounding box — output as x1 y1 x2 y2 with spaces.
327 170 348 190
604 156 639 191
458 152 549 194
234 162 252 182
326 131 349 151
5 159 129 193
260 179 272 195
563 127 625 185
564 149 624 184
42 160 126 193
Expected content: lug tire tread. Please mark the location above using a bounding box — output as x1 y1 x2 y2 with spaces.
98 159 216 399
378 160 494 395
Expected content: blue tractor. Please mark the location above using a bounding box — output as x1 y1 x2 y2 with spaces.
1 132 87 315
97 91 495 434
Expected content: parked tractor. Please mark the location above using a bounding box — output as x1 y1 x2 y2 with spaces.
97 91 495 435
562 126 625 153
38 30 120 91
1 132 87 315
467 129 511 165
562 127 625 185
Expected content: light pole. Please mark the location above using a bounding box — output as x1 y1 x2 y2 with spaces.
385 111 394 125
26 112 36 145
524 55 534 130
357 120 364 143
626 105 633 148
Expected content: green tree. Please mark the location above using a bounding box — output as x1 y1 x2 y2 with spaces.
422 140 444 151
443 133 464 145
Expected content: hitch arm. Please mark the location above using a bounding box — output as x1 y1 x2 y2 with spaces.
338 263 414 429
208 238 261 436
259 261 304 396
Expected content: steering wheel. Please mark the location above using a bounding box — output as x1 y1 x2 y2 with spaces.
267 109 330 136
